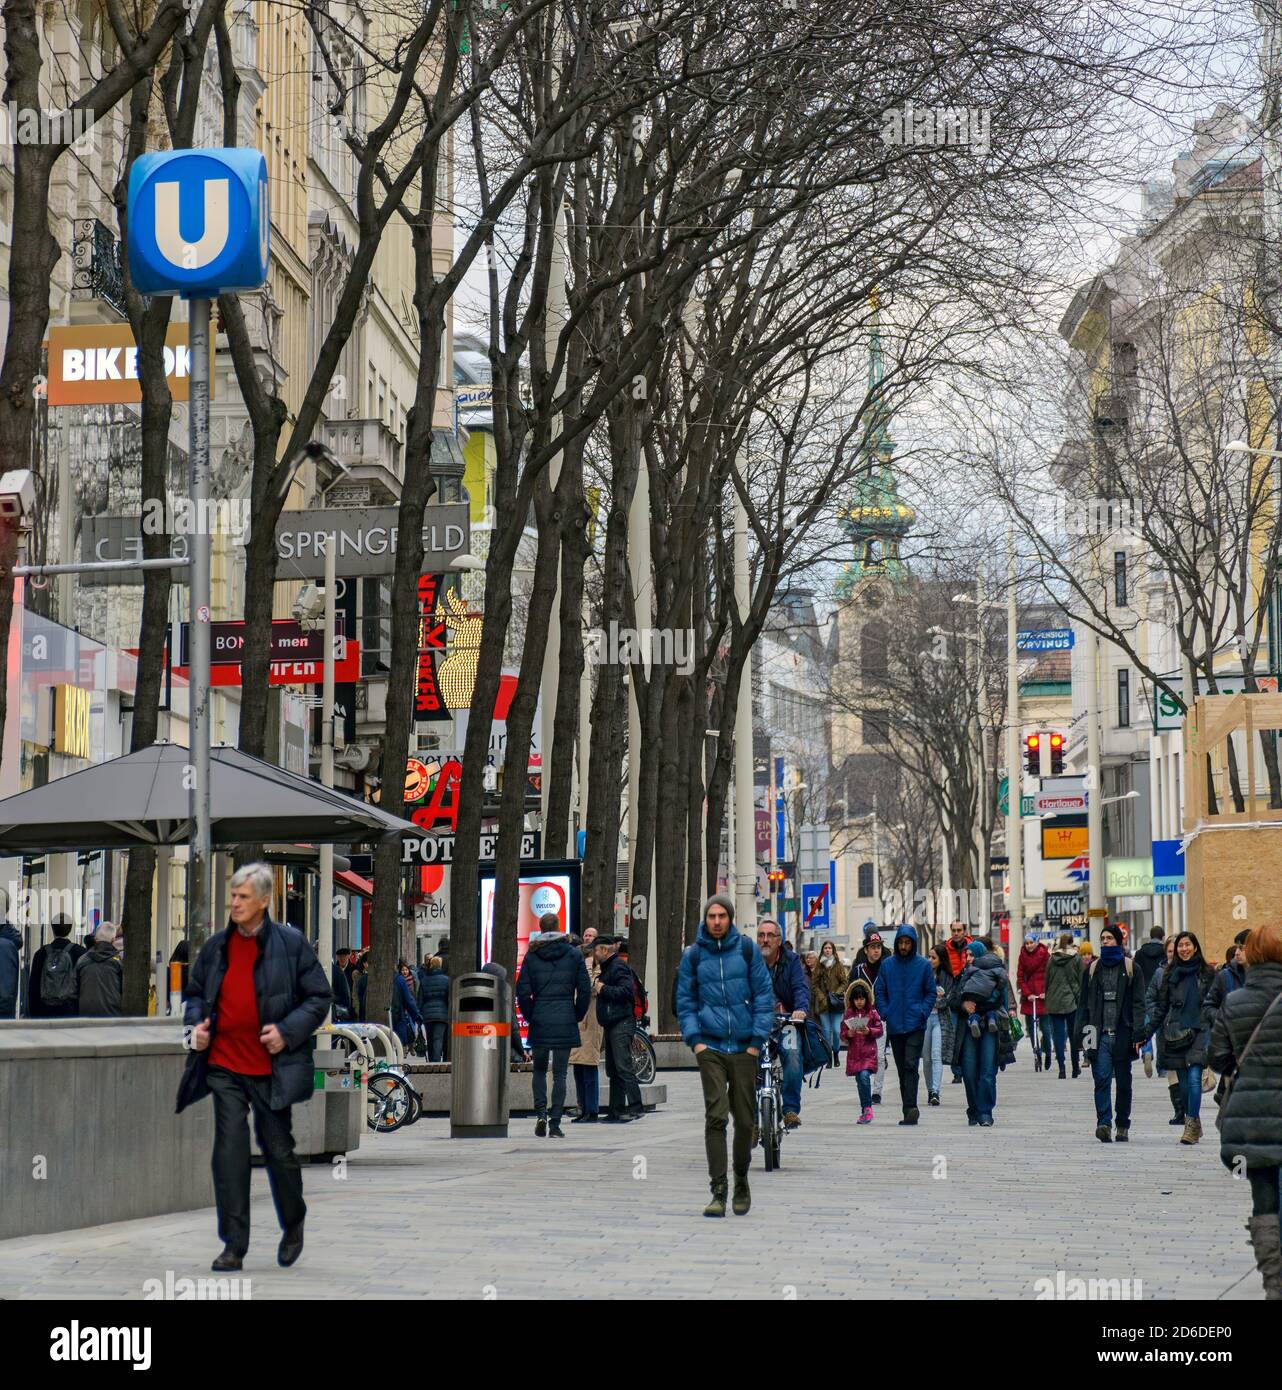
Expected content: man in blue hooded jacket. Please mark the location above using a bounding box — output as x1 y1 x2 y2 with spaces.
874 924 937 1125
756 919 810 1128
677 895 775 1219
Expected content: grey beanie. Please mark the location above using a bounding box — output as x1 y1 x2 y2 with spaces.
702 894 735 924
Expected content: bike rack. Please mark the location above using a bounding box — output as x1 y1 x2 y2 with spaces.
324 1020 405 1069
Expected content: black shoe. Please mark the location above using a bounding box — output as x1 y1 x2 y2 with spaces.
897 1107 919 1125
600 1113 632 1124
1169 1115 1186 1126
1072 1063 1081 1078
967 1117 979 1126
1096 1124 1112 1143
570 1113 598 1123
1115 1126 1129 1142
535 1117 547 1137
978 1118 994 1127
1058 1063 1067 1079
928 1093 940 1106
277 1225 304 1268
211 1247 243 1273
548 1123 565 1138
871 1094 882 1105
625 1106 646 1118
951 1075 964 1085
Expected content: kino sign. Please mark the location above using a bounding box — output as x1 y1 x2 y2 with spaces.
274 504 470 578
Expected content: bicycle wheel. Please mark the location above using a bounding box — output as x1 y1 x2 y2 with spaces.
630 1032 657 1087
761 1093 778 1172
367 1072 414 1132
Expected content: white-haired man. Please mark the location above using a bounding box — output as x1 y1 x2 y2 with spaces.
178 862 330 1272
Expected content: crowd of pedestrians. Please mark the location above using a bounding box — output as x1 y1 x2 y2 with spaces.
0 892 128 1020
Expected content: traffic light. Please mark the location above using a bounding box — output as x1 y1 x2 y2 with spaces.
1049 732 1064 775
767 868 786 891
1025 733 1041 775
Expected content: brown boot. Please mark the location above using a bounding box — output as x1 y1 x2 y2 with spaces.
1247 1217 1282 1299
732 1171 751 1215
1191 1116 1203 1141
1179 1118 1199 1145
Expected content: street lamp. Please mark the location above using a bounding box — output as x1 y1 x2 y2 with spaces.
1226 439 1282 458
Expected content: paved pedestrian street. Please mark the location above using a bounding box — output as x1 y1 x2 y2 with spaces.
0 1061 1259 1301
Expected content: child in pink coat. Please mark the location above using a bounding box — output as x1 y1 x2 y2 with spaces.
840 979 885 1124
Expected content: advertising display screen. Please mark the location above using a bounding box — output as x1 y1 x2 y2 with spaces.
478 859 582 1040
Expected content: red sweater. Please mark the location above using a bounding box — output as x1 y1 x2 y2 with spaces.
209 930 272 1075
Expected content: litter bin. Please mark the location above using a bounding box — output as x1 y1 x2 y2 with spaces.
450 972 510 1137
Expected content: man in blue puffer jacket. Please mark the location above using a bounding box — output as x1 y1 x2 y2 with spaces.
677 895 775 1219
874 923 937 1126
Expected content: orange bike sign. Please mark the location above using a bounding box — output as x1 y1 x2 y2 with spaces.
46 322 213 406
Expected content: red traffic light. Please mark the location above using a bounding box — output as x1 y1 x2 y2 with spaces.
1025 733 1041 774
1048 733 1063 749
1048 731 1064 774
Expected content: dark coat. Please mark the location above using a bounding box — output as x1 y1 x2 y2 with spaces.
331 962 354 1019
1209 961 1282 1170
178 917 331 1113
416 963 450 1022
1043 947 1083 1016
1075 954 1145 1052
1205 959 1245 1018
596 950 638 1029
28 938 86 1017
1133 939 1167 998
947 952 1012 1066
0 922 21 1016
516 932 592 1048
74 941 123 1017
768 942 811 1017
1147 960 1216 1068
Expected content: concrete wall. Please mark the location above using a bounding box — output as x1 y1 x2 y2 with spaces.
0 1018 213 1240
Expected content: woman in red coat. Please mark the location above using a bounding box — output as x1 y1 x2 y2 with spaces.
1016 936 1052 1071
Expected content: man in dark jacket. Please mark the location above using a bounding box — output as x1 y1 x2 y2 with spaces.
757 918 809 1129
594 935 643 1123
28 916 86 1018
677 895 775 1216
875 923 937 1125
516 912 591 1136
180 862 330 1274
74 922 123 1016
1134 927 1166 1077
331 947 354 1021
1076 923 1146 1143
0 889 21 1019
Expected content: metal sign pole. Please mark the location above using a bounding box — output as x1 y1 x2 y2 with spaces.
188 297 213 951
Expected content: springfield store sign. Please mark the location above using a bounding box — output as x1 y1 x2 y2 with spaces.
46 322 211 405
274 504 470 578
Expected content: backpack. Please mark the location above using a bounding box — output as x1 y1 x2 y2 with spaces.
41 942 76 1005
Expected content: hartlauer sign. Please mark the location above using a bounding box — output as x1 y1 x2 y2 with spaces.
46 322 213 406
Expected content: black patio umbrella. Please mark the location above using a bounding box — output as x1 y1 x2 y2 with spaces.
0 742 418 853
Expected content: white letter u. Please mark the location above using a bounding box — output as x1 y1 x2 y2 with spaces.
154 178 230 270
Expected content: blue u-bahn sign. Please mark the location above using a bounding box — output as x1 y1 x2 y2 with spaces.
127 148 269 298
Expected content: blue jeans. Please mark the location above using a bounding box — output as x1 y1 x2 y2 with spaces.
573 1062 599 1116
1048 1013 1072 1067
780 1025 803 1114
922 1012 944 1096
1177 1064 1203 1120
960 1027 998 1122
820 1010 843 1054
1091 1033 1133 1128
853 1069 873 1108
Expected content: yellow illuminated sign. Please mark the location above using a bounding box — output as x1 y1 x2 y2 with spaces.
53 685 91 759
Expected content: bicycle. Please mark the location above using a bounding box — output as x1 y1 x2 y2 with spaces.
630 1014 658 1087
755 1019 795 1172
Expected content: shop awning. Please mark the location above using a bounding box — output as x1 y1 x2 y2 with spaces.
335 868 374 899
0 742 420 853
